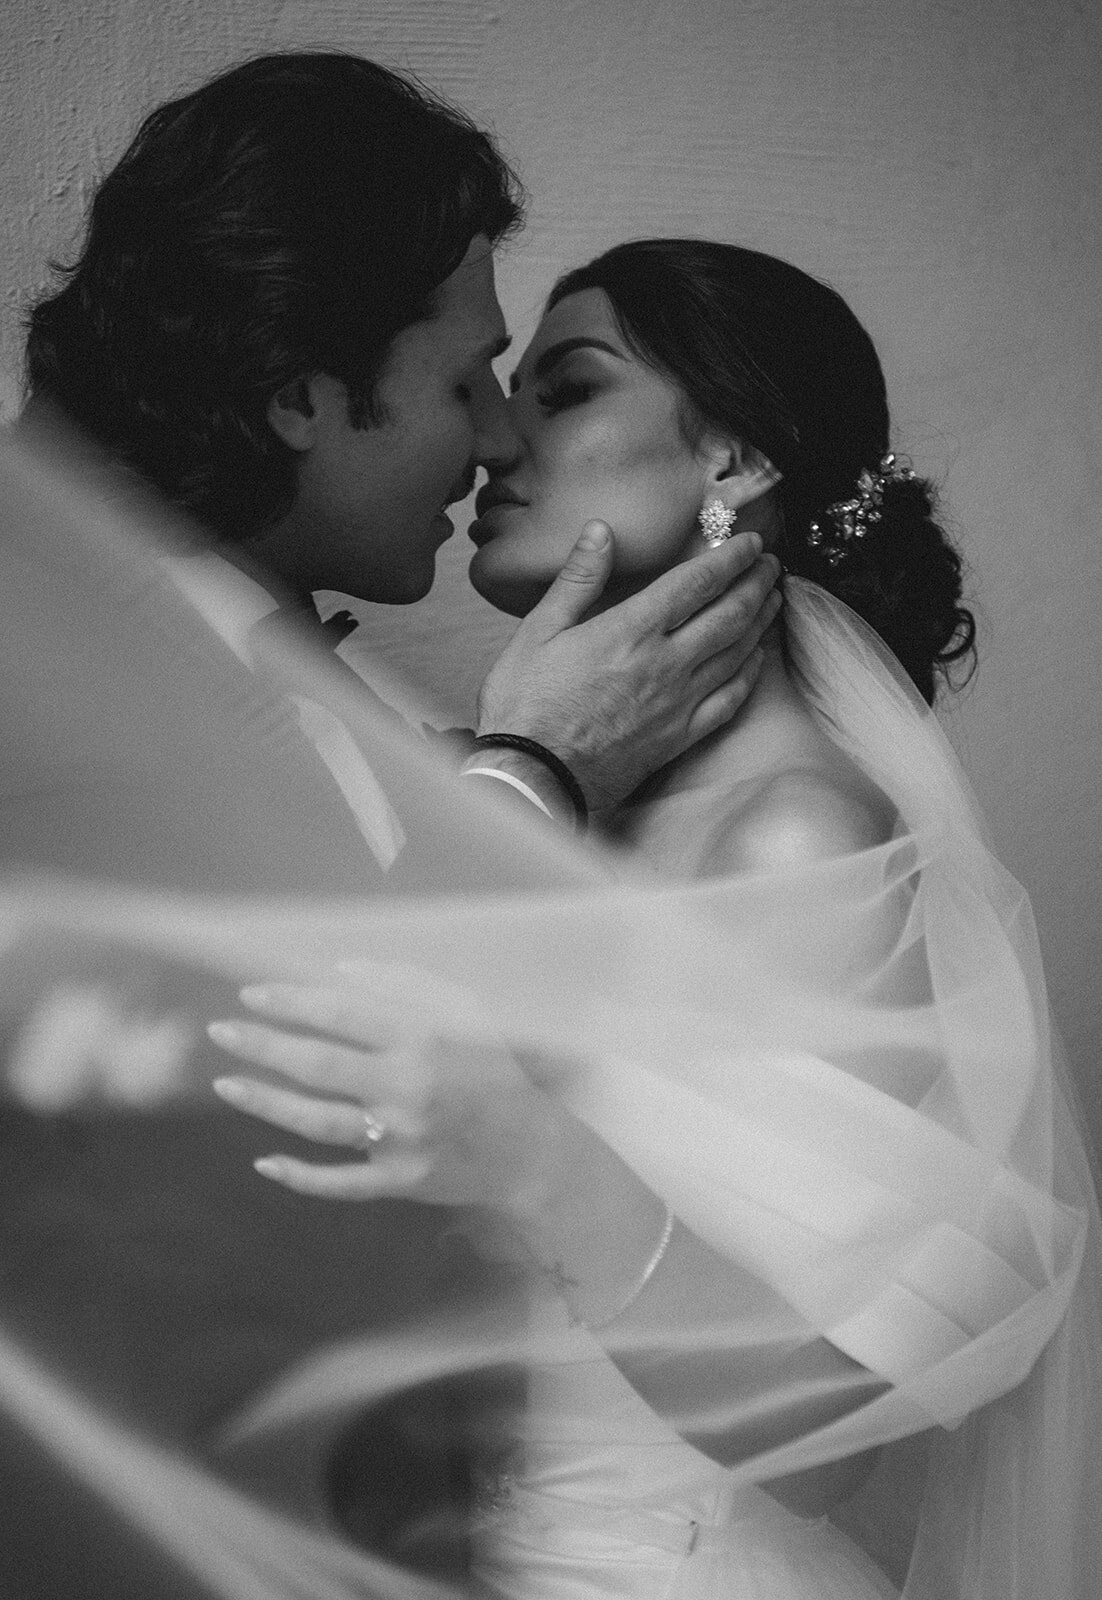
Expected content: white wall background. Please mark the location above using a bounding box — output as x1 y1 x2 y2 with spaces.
2 0 1099 1138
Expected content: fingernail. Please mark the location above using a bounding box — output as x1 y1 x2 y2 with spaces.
253 1157 283 1179
211 1076 246 1103
207 1020 243 1047
747 530 763 556
576 520 609 551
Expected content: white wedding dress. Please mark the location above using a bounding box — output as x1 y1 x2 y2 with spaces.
469 577 1101 1600
2 432 1100 1600
474 1301 897 1599
473 584 916 1599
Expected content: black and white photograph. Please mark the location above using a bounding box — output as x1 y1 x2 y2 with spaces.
1 3 1099 1597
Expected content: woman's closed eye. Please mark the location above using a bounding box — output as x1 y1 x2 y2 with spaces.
535 378 595 414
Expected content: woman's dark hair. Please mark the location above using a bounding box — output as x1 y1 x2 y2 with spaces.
25 52 524 541
549 240 975 703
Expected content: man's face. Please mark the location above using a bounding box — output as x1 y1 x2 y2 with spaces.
256 236 514 604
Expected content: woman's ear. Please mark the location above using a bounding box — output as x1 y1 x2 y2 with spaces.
266 377 318 452
703 438 782 515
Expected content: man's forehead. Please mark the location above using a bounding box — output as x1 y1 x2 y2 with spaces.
433 243 508 354
431 316 509 372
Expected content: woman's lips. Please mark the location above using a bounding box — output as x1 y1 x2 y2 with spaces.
468 501 525 546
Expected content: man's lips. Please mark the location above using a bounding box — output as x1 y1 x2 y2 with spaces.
474 484 527 518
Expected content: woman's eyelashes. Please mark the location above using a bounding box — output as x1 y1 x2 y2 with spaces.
534 378 595 414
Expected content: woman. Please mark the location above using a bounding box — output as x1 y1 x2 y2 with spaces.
208 242 1100 1598
466 239 970 873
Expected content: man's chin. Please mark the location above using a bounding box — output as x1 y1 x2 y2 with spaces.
351 558 438 607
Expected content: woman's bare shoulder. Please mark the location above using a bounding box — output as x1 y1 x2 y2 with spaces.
702 757 897 877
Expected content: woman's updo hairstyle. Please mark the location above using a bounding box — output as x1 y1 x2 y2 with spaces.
547 239 975 704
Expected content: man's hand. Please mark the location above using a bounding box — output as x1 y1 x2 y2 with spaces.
474 521 782 819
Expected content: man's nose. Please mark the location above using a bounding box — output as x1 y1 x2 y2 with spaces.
474 375 522 471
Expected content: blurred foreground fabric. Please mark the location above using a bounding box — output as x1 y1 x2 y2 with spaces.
1 426 1100 1599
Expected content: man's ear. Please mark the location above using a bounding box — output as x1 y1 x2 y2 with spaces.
704 438 782 514
266 377 318 452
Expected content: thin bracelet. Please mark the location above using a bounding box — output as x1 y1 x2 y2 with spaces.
584 1205 675 1333
470 734 589 832
462 766 555 818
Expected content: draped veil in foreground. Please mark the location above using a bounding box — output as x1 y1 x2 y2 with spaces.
0 428 1099 1598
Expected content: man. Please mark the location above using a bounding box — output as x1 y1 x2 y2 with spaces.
5 49 778 1586
24 50 779 834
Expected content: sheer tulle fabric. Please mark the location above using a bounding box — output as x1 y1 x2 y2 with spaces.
1 428 1099 1597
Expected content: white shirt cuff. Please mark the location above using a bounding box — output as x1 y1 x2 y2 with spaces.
461 766 555 818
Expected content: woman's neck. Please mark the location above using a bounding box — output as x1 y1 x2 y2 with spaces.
632 621 824 802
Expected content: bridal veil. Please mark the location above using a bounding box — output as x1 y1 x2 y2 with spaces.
1 425 1099 1598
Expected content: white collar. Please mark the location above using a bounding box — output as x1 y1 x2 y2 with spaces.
160 549 281 668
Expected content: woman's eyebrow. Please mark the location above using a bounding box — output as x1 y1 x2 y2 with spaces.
509 337 625 394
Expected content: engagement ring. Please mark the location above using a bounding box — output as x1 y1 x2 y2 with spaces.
355 1111 386 1152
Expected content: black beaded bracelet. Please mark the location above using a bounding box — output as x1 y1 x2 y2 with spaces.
470 734 589 832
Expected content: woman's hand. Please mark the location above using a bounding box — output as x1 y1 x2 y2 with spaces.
208 972 568 1213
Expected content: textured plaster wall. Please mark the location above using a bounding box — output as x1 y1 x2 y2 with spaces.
1 0 1100 1128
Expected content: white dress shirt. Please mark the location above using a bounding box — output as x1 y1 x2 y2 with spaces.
163 551 406 871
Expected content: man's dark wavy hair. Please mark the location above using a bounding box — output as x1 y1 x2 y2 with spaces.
24 52 524 540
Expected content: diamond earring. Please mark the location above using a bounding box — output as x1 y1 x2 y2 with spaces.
698 498 738 546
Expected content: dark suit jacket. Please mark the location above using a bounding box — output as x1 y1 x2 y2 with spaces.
0 471 521 1592
0 1099 506 1594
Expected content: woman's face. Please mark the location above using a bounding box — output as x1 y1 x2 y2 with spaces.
467 288 721 615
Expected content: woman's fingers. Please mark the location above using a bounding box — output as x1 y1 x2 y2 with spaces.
251 1151 431 1199
236 976 498 1056
238 983 399 1048
211 1073 382 1146
211 1069 432 1200
207 1017 389 1096
334 960 493 1034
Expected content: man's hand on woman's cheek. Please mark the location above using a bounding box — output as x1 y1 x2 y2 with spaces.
474 520 782 820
